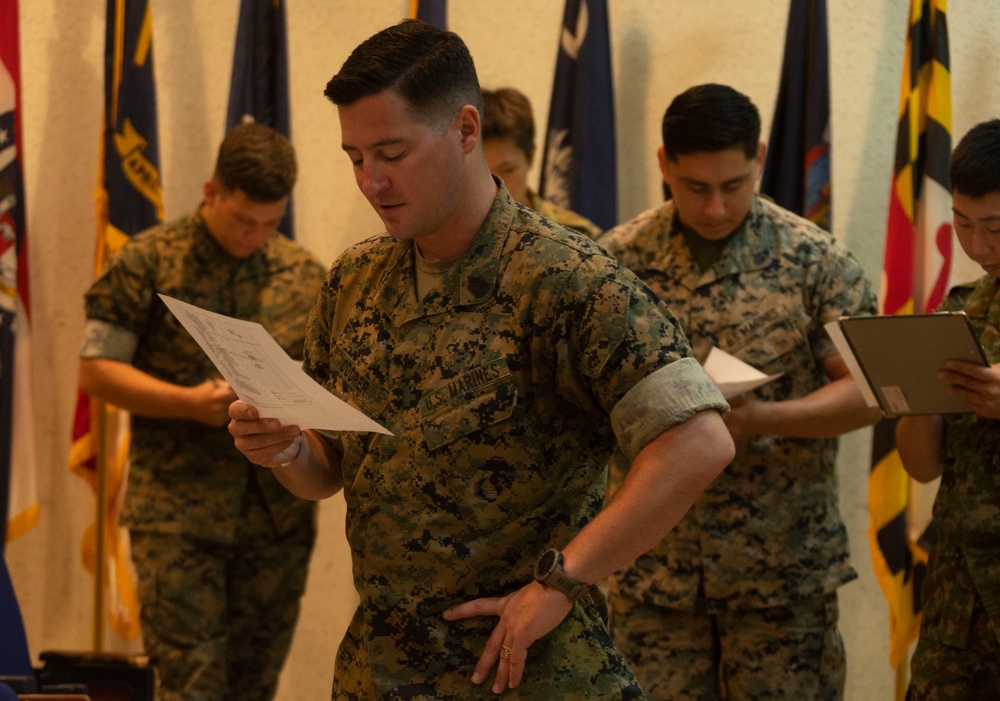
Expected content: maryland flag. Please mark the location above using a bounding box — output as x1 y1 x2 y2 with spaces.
68 0 164 642
226 0 294 238
869 0 951 696
761 0 832 232
409 0 447 29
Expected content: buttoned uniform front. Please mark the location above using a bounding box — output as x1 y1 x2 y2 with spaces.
82 208 326 701
303 183 728 700
909 276 1000 699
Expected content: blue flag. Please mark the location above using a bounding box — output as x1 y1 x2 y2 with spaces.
410 0 447 29
102 0 163 240
0 557 31 674
539 0 617 230
760 0 832 231
68 0 163 643
226 0 294 238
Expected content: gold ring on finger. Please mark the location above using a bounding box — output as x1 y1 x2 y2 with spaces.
500 644 512 660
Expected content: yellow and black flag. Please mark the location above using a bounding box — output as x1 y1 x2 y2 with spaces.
869 0 951 697
68 0 164 644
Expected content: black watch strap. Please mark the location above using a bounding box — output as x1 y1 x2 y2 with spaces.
533 548 588 601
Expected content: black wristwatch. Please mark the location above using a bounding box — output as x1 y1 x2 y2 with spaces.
533 548 588 601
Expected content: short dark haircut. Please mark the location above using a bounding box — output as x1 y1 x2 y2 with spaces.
324 19 483 128
213 122 296 202
661 84 761 161
950 119 1000 198
482 87 535 159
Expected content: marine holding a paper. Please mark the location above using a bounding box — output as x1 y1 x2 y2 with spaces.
78 123 326 701
896 119 1000 700
597 84 881 700
228 20 735 699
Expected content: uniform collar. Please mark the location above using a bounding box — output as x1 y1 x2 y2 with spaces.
961 275 1000 319
660 195 775 290
190 204 270 275
375 178 514 324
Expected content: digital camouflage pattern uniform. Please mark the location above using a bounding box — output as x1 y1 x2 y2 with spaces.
599 195 876 700
82 208 326 701
909 276 1000 700
302 183 728 700
526 188 602 240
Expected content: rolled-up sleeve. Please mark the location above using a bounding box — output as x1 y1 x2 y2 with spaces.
79 319 139 363
610 357 729 461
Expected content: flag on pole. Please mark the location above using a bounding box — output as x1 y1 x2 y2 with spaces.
68 0 165 642
1 0 36 671
1 0 38 549
760 0 832 232
869 0 951 696
226 0 294 238
409 0 447 29
539 0 617 230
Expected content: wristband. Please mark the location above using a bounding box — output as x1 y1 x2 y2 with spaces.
278 436 303 467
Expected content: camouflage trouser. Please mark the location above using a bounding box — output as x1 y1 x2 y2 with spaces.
909 595 1000 700
608 592 845 700
130 486 316 701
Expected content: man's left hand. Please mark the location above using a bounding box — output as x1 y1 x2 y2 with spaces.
442 581 573 694
942 360 1000 419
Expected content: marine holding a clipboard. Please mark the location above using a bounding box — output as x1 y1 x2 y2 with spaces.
896 120 1000 699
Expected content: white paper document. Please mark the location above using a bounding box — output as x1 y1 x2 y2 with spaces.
703 346 783 399
159 294 391 434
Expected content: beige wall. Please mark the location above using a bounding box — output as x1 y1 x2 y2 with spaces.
8 1 1000 699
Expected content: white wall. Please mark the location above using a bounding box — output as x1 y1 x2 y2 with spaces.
8 1 1000 699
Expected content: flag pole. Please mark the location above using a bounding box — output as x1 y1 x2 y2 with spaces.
93 400 109 651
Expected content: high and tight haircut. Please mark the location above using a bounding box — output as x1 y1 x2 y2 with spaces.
950 119 1000 198
213 122 297 202
323 19 483 128
661 83 761 162
481 87 535 159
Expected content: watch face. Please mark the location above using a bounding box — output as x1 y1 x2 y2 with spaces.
536 549 559 578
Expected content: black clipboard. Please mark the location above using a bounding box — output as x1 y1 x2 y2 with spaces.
834 312 990 416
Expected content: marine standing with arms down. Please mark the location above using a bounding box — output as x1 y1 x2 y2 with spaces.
79 123 325 701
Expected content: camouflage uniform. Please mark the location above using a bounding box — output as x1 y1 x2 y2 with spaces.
909 276 1000 700
599 196 876 700
526 188 602 240
82 208 325 701
303 183 728 700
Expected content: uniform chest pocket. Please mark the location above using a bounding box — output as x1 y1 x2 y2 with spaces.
419 360 545 535
722 304 807 373
325 346 391 467
328 345 390 418
419 358 518 451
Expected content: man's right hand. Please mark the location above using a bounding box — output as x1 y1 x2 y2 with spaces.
228 400 303 467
